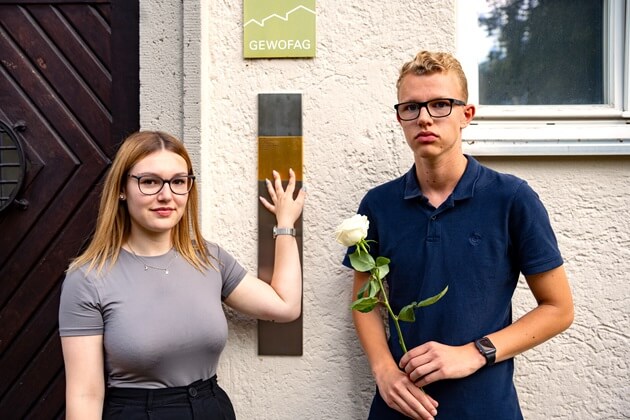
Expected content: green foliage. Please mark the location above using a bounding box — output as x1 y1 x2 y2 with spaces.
397 286 449 322
354 274 381 300
348 249 375 272
351 296 379 313
374 256 390 279
347 240 449 354
478 0 603 105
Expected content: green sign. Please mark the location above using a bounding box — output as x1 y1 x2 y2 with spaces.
244 0 316 58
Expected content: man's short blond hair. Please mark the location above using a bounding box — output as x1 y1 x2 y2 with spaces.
397 51 469 101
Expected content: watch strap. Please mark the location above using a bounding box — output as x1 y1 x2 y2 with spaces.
273 226 296 238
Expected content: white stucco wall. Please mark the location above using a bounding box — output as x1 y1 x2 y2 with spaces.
139 1 630 419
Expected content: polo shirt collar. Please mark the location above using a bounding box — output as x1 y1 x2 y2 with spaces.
403 155 481 201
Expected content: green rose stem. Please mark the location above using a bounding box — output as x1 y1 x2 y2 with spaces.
373 267 408 353
336 215 448 392
349 238 448 386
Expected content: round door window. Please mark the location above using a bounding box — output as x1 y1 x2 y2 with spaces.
0 121 26 212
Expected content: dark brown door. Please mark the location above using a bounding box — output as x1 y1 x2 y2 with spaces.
0 1 139 418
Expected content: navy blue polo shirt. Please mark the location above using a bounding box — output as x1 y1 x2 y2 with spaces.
343 155 563 419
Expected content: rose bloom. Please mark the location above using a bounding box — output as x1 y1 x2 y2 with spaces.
335 214 369 247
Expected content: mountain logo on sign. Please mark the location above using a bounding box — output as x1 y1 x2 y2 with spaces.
244 5 315 27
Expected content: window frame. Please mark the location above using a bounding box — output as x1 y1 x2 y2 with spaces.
455 0 630 156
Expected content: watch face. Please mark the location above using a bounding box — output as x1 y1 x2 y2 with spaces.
478 337 495 350
475 337 496 366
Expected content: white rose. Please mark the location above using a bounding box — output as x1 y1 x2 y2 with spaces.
335 214 370 247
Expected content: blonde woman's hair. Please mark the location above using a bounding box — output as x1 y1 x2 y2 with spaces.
397 51 469 101
68 130 213 274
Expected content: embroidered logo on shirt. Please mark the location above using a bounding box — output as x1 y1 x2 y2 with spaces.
469 232 482 246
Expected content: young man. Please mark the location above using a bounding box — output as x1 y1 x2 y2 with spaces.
344 51 573 419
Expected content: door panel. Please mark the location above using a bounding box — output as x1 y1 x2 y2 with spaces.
0 1 138 418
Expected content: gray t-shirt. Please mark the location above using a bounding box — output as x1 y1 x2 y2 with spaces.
58 242 247 389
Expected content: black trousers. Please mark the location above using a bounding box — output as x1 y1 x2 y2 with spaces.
102 376 236 420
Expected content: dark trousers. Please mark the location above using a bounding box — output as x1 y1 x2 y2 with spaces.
102 375 236 420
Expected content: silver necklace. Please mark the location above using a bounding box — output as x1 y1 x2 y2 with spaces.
127 244 179 275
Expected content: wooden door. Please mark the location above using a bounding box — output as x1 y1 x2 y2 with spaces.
0 1 139 418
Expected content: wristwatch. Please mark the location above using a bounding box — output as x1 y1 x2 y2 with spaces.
474 336 496 367
272 226 296 239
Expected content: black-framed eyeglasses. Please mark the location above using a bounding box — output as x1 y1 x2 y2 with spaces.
128 174 195 195
394 98 466 120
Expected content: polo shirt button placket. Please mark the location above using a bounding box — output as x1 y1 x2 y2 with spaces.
427 214 440 243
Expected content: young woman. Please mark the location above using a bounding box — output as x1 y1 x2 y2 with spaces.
59 130 305 419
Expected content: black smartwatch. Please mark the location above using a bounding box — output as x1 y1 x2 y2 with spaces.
474 336 496 367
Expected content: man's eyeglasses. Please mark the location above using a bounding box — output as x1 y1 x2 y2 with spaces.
128 174 195 195
394 98 466 120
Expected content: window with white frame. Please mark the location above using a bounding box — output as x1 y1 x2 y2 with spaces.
456 0 630 155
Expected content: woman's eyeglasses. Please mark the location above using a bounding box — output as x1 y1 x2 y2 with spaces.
128 174 195 195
